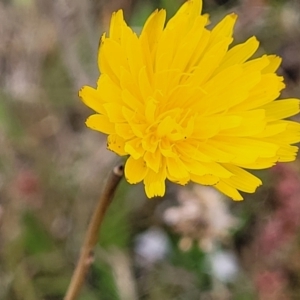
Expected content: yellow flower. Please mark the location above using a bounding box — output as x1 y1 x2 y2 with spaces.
80 0 300 200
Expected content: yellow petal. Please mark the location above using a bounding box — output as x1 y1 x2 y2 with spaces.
198 142 235 163
144 168 166 198
183 159 207 176
263 99 300 121
277 145 298 162
190 174 219 185
97 74 122 104
208 13 237 48
140 9 166 55
107 134 126 155
98 33 117 82
103 103 124 122
138 66 153 101
125 156 148 184
264 121 300 143
157 116 175 137
176 141 212 162
203 68 261 114
238 157 277 169
115 123 135 140
187 38 232 88
232 73 285 111
222 164 262 193
119 65 135 91
217 36 259 72
254 122 287 138
215 181 243 201
79 86 105 114
144 149 162 173
81 0 300 201
171 15 208 72
126 31 144 82
109 10 124 42
201 162 233 178
124 138 144 159
221 110 266 137
85 114 115 134
166 157 189 180
243 55 270 73
214 137 279 159
100 39 129 78
167 0 202 30
262 55 282 74
122 89 144 113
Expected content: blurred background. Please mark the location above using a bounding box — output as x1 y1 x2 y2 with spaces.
1 0 300 299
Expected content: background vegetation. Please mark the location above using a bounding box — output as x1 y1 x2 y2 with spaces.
1 0 300 299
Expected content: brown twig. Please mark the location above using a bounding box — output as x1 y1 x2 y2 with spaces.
64 164 124 300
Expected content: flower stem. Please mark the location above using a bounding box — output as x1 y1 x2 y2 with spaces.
64 164 124 300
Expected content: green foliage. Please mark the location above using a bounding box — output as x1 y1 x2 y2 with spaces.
22 212 56 255
0 93 24 139
42 51 74 107
89 262 120 300
169 234 211 290
130 1 155 26
99 182 131 249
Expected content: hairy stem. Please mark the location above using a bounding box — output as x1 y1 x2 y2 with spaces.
64 164 124 300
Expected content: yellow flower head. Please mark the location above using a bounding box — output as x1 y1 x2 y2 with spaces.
80 0 300 200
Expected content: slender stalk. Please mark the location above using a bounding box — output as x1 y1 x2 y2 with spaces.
64 164 124 300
